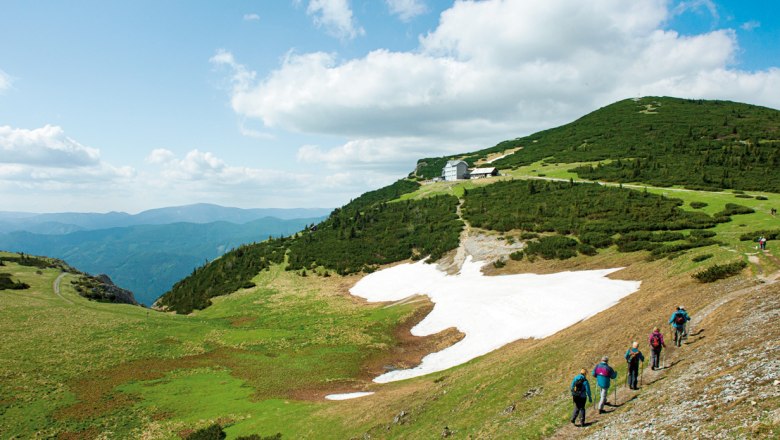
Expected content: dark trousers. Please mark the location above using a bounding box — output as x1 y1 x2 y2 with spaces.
571 396 587 424
651 347 662 369
674 327 685 346
628 365 639 389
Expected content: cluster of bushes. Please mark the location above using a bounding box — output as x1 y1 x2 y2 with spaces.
739 230 780 242
286 195 462 275
692 253 713 262
0 273 30 290
485 98 780 192
462 180 718 235
0 254 65 270
524 235 578 260
716 203 755 217
185 423 281 440
690 201 708 209
692 260 748 283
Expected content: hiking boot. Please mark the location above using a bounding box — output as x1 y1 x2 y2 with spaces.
599 409 606 414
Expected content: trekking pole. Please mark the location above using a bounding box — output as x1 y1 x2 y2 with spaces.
640 361 643 387
614 384 617 406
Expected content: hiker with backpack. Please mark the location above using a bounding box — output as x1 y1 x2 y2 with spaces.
569 368 593 427
624 342 645 390
648 327 666 370
669 306 690 347
592 356 617 414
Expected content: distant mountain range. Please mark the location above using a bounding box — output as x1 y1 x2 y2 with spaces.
0 204 329 305
0 203 332 234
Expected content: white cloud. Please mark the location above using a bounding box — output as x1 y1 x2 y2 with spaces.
216 0 780 174
306 0 364 40
0 69 11 92
0 125 101 167
146 149 311 188
243 13 260 21
741 20 760 31
386 0 426 22
672 0 719 22
0 124 134 202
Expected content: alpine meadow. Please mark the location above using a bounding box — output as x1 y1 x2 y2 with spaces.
2 96 779 439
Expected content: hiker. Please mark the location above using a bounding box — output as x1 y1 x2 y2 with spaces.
771 208 776 216
570 368 592 427
592 356 617 414
759 236 767 251
669 306 690 347
648 327 666 370
624 342 645 390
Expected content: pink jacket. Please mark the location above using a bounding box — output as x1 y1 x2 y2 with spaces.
649 331 665 348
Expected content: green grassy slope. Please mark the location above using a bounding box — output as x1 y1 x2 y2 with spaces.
0 252 433 438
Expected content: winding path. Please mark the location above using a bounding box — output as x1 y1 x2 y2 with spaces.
53 272 73 304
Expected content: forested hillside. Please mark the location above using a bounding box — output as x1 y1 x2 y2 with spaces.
157 180 463 313
416 97 780 192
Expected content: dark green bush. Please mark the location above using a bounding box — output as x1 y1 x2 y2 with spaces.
0 273 30 290
577 243 598 256
755 195 768 200
692 260 747 282
524 235 578 260
692 254 713 262
690 201 708 209
716 203 755 217
579 232 613 248
186 424 226 440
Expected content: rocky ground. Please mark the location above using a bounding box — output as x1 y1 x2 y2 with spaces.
549 269 780 439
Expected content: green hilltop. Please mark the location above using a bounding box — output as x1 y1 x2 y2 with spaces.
2 97 780 439
417 97 780 192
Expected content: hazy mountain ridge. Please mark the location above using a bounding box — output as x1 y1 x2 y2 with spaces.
0 216 324 305
0 203 332 234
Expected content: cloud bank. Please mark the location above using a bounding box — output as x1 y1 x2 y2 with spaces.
217 0 780 177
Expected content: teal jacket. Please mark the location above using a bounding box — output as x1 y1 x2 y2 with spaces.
624 348 645 368
570 374 592 401
592 362 617 389
669 310 690 329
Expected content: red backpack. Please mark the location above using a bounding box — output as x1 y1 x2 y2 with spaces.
650 333 662 348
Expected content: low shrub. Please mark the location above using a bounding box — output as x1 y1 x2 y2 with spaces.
755 195 768 200
577 243 598 256
186 424 226 440
520 232 539 240
716 203 755 217
579 232 613 248
692 260 748 283
692 253 713 262
689 201 708 209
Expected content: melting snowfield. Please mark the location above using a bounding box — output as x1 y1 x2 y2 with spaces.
350 257 641 383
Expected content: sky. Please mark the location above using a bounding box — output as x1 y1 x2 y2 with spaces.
1 0 778 213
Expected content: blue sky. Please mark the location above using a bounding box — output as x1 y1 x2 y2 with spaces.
1 0 778 213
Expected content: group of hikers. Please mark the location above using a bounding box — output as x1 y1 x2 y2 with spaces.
568 306 691 427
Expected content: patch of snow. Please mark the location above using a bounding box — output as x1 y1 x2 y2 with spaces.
350 257 640 383
325 391 375 400
486 153 511 163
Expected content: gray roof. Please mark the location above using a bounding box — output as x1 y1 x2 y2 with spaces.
470 167 497 174
445 160 467 167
